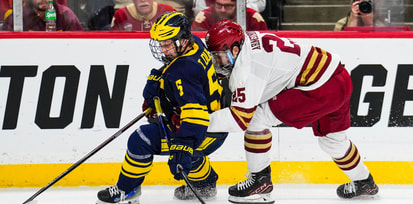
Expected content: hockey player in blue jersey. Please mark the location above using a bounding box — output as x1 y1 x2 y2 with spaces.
96 11 228 204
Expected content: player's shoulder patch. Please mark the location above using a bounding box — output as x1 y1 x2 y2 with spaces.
252 12 265 23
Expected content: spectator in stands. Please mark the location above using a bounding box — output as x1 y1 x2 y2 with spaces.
1 0 67 22
247 0 266 13
192 0 266 17
0 0 10 30
113 0 193 19
2 0 83 31
191 0 267 31
334 0 374 31
111 0 176 31
1 0 12 23
58 0 66 5
157 0 191 14
192 0 214 17
75 0 114 30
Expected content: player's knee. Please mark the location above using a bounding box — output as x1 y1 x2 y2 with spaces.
198 132 228 155
318 131 350 158
127 127 153 156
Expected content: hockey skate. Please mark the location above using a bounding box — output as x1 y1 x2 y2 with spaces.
174 169 218 200
96 185 141 204
228 166 275 204
174 183 217 200
337 173 379 199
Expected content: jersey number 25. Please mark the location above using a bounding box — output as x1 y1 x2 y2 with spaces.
262 34 301 56
232 87 246 103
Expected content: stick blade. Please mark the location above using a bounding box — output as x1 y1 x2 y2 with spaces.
23 200 38 204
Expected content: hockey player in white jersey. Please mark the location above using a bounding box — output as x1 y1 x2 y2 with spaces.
205 19 379 203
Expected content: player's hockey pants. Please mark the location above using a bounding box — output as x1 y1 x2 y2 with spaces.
116 123 227 193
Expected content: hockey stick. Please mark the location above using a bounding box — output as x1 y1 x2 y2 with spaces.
153 96 170 142
22 108 152 204
153 97 206 204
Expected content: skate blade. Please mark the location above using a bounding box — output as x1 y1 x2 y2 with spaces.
353 192 380 200
96 199 139 204
228 193 275 204
96 189 140 204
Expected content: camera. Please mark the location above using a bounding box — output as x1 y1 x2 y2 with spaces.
358 0 373 14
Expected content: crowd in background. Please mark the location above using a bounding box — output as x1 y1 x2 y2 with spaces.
0 0 409 32
0 0 276 31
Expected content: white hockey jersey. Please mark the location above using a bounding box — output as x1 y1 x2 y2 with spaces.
207 31 341 133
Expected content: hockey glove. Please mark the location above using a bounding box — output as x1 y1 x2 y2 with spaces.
142 100 157 123
142 68 162 108
168 140 193 180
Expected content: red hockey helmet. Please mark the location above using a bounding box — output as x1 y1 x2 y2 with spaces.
206 19 244 52
206 19 245 77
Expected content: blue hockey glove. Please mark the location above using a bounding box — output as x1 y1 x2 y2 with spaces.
168 141 193 180
142 68 162 108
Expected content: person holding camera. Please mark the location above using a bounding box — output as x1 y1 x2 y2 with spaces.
334 0 374 31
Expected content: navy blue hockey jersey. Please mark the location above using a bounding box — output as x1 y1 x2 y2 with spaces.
160 34 223 148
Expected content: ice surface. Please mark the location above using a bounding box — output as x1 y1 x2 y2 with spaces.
2 184 413 204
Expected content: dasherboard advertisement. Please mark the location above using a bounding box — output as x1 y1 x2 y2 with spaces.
0 32 412 187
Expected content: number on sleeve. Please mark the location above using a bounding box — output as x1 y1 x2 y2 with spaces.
262 34 301 56
232 88 246 103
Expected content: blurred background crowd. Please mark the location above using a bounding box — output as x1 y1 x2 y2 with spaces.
0 0 411 31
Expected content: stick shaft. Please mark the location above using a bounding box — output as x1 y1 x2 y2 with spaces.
22 110 150 204
153 96 170 142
